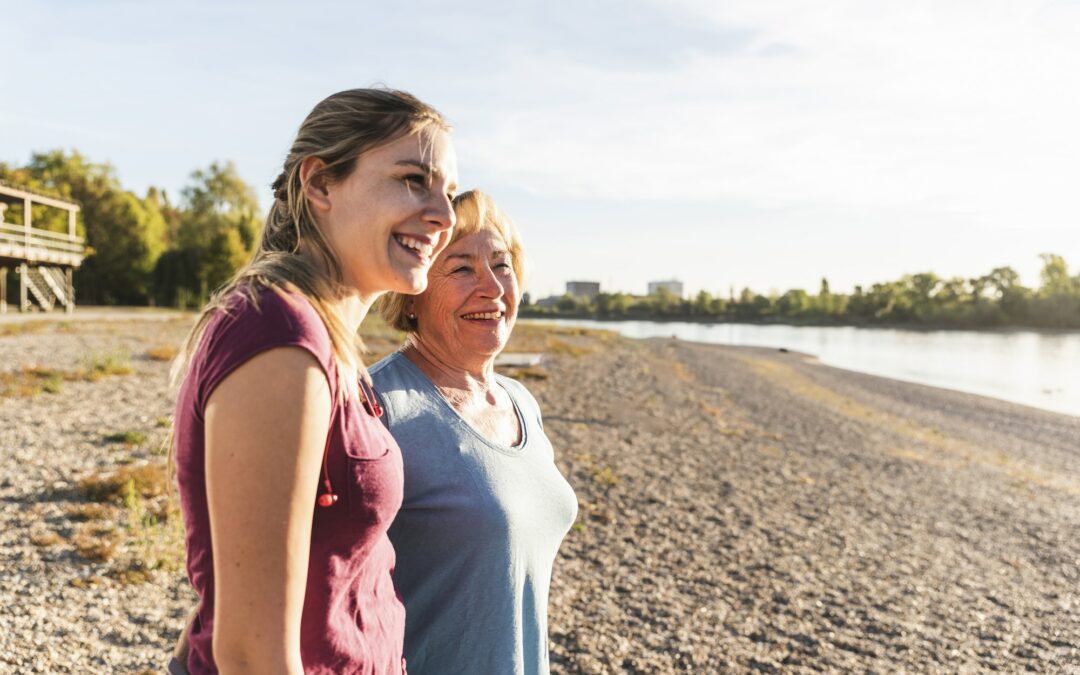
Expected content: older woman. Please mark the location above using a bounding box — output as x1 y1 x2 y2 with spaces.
371 190 577 675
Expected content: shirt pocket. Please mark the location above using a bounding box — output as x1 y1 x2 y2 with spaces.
345 450 400 524
341 409 404 525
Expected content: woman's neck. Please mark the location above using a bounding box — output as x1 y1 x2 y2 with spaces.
402 337 496 397
296 247 378 335
332 292 374 335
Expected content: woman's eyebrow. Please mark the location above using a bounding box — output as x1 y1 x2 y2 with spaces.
395 159 439 177
395 160 456 193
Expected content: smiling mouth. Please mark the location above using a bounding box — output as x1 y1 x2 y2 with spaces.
394 234 434 261
461 311 504 321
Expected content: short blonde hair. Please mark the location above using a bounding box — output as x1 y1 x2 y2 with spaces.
380 190 526 332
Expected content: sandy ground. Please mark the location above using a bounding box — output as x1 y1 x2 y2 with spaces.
1 315 1078 673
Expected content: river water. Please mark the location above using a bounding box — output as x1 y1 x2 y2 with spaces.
521 318 1080 417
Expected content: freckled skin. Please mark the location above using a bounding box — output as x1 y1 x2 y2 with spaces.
318 130 459 298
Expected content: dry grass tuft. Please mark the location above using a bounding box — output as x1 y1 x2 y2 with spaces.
65 463 183 581
0 320 50 337
30 531 64 547
0 366 64 397
78 463 169 503
80 352 134 380
73 523 121 562
145 345 179 361
65 503 116 522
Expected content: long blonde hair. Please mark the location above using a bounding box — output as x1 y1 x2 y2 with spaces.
171 88 449 389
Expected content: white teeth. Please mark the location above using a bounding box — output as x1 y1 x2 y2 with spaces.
462 311 503 320
395 235 434 258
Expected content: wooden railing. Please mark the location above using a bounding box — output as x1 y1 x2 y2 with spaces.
0 222 86 264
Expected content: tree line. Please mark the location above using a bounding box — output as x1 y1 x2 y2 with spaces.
1 150 260 307
3 150 1078 328
524 257 1080 329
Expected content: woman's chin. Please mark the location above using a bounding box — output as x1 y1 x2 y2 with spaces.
394 271 428 295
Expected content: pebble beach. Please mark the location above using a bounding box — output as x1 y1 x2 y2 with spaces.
1 313 1078 673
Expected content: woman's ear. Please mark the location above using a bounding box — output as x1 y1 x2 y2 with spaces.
300 156 331 212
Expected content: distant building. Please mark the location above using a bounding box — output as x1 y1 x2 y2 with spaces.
648 279 684 298
566 281 600 299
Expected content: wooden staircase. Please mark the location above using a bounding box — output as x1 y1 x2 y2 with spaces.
19 264 73 313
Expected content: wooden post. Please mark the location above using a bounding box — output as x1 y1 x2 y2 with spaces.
0 266 7 314
68 208 76 238
18 263 28 312
24 197 32 251
66 267 74 313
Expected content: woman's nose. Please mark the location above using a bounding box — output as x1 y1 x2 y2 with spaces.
478 265 505 299
424 193 455 231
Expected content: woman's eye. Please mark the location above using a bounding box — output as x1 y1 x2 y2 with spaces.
452 266 471 274
404 174 428 188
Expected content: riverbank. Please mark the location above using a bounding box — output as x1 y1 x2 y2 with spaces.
1 318 1077 672
520 310 1080 333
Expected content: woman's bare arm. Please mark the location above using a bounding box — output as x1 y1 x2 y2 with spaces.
204 347 331 675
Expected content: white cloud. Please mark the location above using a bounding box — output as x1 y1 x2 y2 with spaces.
457 0 1080 228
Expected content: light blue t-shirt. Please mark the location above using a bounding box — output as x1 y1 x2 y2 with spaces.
370 352 578 675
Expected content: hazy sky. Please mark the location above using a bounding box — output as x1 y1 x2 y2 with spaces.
3 0 1078 298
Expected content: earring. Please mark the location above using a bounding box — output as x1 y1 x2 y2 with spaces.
407 313 417 320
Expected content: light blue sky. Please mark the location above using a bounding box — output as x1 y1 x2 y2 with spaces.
3 0 1079 298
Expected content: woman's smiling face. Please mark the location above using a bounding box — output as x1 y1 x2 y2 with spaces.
317 128 458 297
411 227 520 364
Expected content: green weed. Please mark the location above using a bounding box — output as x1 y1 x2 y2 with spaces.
103 430 148 446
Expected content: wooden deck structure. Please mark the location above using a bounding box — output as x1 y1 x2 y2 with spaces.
0 182 86 313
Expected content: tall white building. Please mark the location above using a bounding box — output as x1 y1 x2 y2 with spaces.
566 281 601 299
647 279 684 298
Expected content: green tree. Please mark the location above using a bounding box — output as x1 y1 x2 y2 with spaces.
155 162 263 305
175 161 262 251
1 150 168 304
1038 254 1072 296
777 289 811 317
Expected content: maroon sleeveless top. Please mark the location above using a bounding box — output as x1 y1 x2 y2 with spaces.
174 287 406 674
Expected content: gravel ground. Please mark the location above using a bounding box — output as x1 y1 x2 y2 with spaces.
1 318 1078 673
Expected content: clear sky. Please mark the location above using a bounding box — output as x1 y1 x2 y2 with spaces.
3 0 1078 299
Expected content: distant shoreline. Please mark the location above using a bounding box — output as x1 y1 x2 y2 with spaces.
519 311 1080 335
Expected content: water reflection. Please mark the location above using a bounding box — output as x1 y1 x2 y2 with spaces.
523 319 1080 417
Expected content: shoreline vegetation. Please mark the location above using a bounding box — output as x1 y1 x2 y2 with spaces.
521 255 1080 331
521 310 1080 334
3 150 1079 332
2 313 1077 672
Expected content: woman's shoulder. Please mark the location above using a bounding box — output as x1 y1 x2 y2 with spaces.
369 351 411 387
207 286 332 354
495 373 543 419
369 351 435 392
191 286 337 409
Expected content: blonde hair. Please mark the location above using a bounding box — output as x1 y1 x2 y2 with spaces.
170 88 449 390
380 190 526 332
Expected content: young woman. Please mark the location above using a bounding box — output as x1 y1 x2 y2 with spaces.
170 88 458 674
